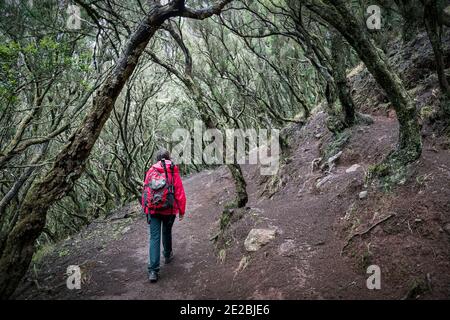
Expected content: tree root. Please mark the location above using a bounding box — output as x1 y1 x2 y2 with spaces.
259 174 284 198
341 213 396 255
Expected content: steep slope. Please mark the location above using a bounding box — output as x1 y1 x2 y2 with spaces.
14 109 450 299
14 32 450 300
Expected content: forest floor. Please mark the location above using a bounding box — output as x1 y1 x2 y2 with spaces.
13 111 450 300
13 31 450 299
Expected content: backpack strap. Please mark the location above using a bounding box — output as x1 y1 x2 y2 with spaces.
161 159 169 183
142 169 151 222
169 163 175 193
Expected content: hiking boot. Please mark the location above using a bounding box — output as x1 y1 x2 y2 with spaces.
149 271 158 283
164 252 174 264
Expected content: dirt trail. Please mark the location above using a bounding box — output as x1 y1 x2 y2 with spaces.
13 29 450 300
15 113 450 300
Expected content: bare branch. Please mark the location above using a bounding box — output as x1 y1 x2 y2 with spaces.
178 0 233 20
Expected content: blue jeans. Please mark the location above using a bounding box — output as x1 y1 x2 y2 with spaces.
148 214 176 273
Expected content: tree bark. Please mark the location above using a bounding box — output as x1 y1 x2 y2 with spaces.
395 0 423 43
330 30 356 127
0 16 159 297
305 0 422 167
0 0 233 299
0 143 50 257
147 25 248 209
227 163 248 208
290 12 352 132
422 0 450 117
192 86 249 209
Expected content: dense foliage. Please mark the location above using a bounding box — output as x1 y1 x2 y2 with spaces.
0 0 448 298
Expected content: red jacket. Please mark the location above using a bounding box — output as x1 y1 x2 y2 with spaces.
142 160 186 216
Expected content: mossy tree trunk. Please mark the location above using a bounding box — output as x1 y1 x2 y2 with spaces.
330 30 356 127
305 0 422 168
187 77 248 209
226 163 248 208
290 11 355 133
422 0 450 117
196 101 249 209
148 26 248 209
194 92 249 209
0 0 233 299
0 18 161 298
395 0 423 43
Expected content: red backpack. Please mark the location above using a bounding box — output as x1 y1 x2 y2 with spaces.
141 159 175 215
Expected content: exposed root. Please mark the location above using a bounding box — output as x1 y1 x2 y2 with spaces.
259 173 284 198
341 213 396 254
213 206 247 252
233 256 250 279
320 130 351 171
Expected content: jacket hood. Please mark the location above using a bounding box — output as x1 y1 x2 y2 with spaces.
151 160 175 173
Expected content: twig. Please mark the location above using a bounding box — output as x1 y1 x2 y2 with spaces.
209 232 220 241
341 213 396 254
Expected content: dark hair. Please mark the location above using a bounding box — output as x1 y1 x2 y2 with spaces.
156 148 170 161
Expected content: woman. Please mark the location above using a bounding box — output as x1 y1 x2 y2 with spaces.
141 149 186 283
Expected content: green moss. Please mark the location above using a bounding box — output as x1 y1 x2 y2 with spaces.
404 277 430 299
223 202 236 210
32 243 55 264
219 209 233 231
367 162 407 191
218 249 226 263
260 173 283 198
366 147 417 191
326 109 348 133
419 105 436 120
367 162 390 178
322 130 351 161
215 207 247 255
358 243 373 272
58 248 70 257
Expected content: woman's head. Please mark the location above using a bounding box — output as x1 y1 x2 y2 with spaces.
156 148 171 161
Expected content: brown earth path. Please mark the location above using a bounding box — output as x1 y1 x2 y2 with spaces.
15 113 450 300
